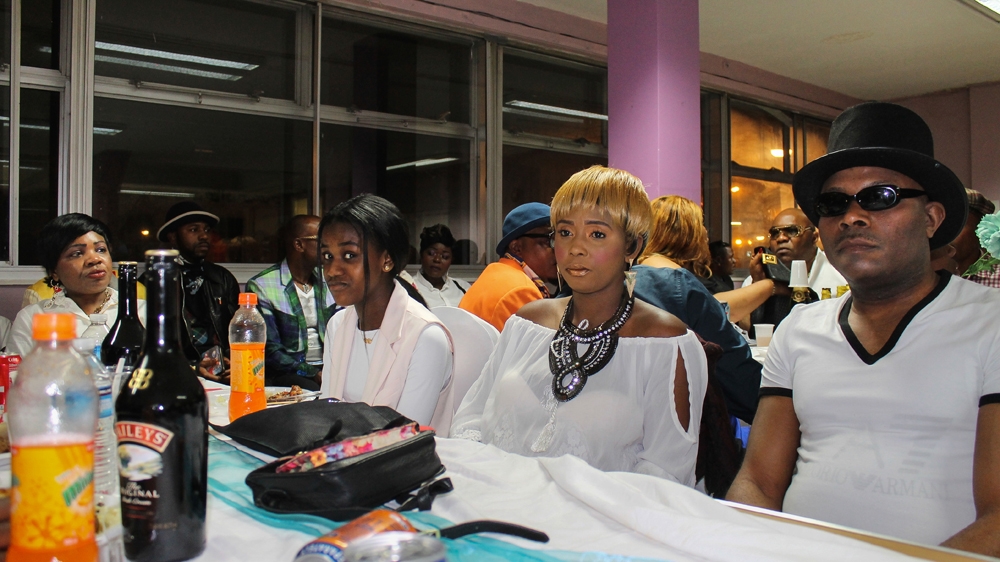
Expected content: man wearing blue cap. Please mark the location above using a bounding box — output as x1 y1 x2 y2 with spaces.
460 203 558 332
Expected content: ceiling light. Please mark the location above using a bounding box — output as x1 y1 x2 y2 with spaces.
963 0 1000 20
731 186 740 192
96 54 243 81
120 189 195 198
141 230 150 236
505 101 608 121
770 149 784 157
731 221 742 226
755 235 765 241
734 239 743 245
386 157 458 171
96 41 259 71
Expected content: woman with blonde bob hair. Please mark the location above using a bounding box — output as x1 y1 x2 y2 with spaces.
453 166 708 485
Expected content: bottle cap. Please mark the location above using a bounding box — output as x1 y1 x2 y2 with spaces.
32 313 77 341
89 314 108 324
239 293 258 306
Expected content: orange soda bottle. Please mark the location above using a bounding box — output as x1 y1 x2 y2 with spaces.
229 293 267 421
9 313 99 562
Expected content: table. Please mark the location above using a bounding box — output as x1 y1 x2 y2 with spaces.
196 428 991 562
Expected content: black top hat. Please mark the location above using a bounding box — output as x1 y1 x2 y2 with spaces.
157 201 220 242
792 101 966 249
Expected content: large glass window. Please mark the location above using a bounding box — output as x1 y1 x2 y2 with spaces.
0 86 8 262
95 0 299 100
321 17 472 123
0 0 10 65
18 89 60 265
501 52 607 219
729 100 794 262
22 0 59 69
92 98 312 264
319 124 472 263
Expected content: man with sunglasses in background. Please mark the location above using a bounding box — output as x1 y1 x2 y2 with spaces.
742 208 849 329
460 202 558 332
727 102 1000 556
744 208 847 294
246 215 338 390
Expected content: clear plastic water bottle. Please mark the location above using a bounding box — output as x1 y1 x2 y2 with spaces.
81 314 110 360
229 293 267 421
73 337 123 562
8 313 99 562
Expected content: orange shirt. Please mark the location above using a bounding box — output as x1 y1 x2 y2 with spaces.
458 257 544 332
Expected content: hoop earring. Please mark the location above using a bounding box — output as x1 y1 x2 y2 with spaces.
624 259 636 298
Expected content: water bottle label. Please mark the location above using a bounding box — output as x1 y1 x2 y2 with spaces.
99 385 113 418
11 439 96 549
93 344 102 361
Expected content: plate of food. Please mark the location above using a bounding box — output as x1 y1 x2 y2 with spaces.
265 385 320 406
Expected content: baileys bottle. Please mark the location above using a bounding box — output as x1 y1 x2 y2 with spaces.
115 250 208 562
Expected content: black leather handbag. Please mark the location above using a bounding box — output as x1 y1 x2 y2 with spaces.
759 251 791 284
212 399 452 521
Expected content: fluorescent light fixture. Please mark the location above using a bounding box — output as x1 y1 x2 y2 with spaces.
755 235 765 241
969 0 1000 17
95 54 243 81
505 101 608 121
770 149 784 157
96 41 259 71
120 189 195 198
502 107 583 124
94 127 123 136
0 160 44 171
386 157 458 171
731 221 742 226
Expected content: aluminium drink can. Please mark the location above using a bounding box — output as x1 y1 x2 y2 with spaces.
342 532 446 562
293 509 417 562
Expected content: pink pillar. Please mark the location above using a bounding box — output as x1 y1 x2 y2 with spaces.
608 0 701 201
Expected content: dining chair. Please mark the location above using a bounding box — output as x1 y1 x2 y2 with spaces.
430 306 500 413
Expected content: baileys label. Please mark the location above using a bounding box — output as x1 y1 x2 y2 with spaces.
116 422 174 453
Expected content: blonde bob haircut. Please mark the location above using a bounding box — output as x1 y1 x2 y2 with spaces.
550 166 652 255
641 195 712 279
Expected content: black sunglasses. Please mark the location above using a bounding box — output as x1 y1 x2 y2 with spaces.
815 185 927 218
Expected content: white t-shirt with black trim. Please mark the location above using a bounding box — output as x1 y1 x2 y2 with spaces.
760 272 1000 544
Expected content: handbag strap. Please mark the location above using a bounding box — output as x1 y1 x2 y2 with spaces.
394 476 453 513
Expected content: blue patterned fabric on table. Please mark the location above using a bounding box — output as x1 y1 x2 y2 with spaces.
206 437 668 562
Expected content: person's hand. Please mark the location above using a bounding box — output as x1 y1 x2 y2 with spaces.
198 356 231 385
772 281 792 297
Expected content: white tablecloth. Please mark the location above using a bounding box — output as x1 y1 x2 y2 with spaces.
191 434 944 562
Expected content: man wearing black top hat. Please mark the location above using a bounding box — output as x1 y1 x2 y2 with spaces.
727 102 1000 555
156 201 240 381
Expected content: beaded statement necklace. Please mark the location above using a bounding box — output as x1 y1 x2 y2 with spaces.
548 291 634 402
